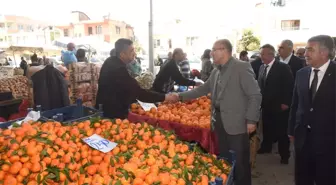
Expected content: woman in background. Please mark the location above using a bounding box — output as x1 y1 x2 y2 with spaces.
200 49 213 82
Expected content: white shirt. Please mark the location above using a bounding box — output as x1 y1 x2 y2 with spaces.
309 60 330 90
280 54 292 64
263 59 275 77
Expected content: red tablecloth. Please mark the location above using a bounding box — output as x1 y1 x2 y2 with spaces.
128 112 219 154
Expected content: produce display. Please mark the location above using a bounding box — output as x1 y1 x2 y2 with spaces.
0 66 14 79
131 96 211 129
0 118 231 185
0 76 29 99
68 63 99 107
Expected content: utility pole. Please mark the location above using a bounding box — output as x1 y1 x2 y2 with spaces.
148 0 154 73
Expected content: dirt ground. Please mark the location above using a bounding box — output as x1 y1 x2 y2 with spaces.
251 145 295 185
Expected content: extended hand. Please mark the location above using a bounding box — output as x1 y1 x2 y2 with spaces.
281 104 289 111
165 93 179 103
247 123 256 134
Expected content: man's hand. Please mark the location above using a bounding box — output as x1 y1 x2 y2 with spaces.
281 104 289 111
165 93 179 103
247 123 256 134
288 135 294 143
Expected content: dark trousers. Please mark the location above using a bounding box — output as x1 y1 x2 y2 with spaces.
215 112 251 185
295 131 335 185
260 109 290 159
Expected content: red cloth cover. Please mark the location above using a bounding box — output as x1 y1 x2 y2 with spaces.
128 112 219 154
0 117 6 122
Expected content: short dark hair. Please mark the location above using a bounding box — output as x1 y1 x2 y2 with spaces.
110 48 116 57
76 49 86 58
260 44 276 54
239 50 248 58
308 35 335 59
115 38 133 57
172 48 183 58
217 39 233 53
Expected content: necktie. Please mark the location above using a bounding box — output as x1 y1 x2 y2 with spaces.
310 69 319 101
260 65 269 93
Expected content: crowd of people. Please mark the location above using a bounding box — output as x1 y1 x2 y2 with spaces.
96 35 335 185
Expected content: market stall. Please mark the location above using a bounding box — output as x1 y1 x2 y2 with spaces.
0 101 234 185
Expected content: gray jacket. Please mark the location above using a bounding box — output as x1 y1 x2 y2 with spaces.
179 57 262 135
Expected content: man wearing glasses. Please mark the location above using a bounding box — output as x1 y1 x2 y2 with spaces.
171 39 262 185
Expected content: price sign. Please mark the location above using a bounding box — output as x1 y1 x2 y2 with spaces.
137 100 157 111
82 134 117 153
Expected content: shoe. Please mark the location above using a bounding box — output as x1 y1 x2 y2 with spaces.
257 149 271 154
280 159 289 164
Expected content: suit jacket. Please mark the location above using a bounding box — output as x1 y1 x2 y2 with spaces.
250 57 263 80
288 61 335 153
277 55 304 79
31 65 70 111
95 56 165 119
258 61 294 112
179 57 262 135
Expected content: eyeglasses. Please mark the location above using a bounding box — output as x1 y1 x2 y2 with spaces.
212 48 226 52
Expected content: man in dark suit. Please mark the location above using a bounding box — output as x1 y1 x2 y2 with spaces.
288 35 335 185
278 40 305 79
250 57 262 79
96 38 175 119
257 44 294 165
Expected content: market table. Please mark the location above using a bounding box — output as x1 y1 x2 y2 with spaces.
128 112 219 154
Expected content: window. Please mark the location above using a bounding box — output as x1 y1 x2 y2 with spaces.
115 26 121 34
88 27 93 35
64 29 69 37
154 39 161 48
281 20 300 31
17 24 24 30
156 39 160 47
186 37 198 46
96 25 102 34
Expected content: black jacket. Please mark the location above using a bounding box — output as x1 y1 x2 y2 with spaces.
250 57 263 80
288 62 335 153
258 60 294 112
95 56 165 119
152 59 196 93
276 55 304 79
31 65 70 111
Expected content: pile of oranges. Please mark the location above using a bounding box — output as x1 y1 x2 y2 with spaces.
131 96 211 129
0 118 230 185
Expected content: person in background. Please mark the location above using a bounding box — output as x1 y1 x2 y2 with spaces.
277 40 305 79
179 53 191 78
161 51 173 68
96 38 176 119
61 42 77 68
200 49 213 81
172 39 262 185
257 44 294 165
30 54 39 66
288 35 335 185
20 57 28 76
76 49 88 62
239 50 249 62
126 56 142 78
152 48 200 93
295 48 307 66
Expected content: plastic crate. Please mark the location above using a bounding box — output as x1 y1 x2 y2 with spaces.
39 99 103 123
217 150 236 185
0 118 24 129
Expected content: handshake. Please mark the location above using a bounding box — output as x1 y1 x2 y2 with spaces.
164 93 180 103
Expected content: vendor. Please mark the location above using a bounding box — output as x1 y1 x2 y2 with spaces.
95 38 174 119
152 48 201 93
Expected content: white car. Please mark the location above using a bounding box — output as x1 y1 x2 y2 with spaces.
187 55 202 71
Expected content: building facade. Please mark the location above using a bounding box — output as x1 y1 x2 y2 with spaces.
253 0 336 49
0 14 62 46
56 11 135 44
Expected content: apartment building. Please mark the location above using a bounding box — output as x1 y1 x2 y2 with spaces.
56 11 135 44
253 0 336 49
0 14 62 46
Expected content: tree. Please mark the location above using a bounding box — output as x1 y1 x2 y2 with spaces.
237 29 260 52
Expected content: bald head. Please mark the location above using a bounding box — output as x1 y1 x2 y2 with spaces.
296 48 305 58
172 48 184 62
67 43 75 51
215 39 233 53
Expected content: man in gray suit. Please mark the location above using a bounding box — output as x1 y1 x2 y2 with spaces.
171 39 262 185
